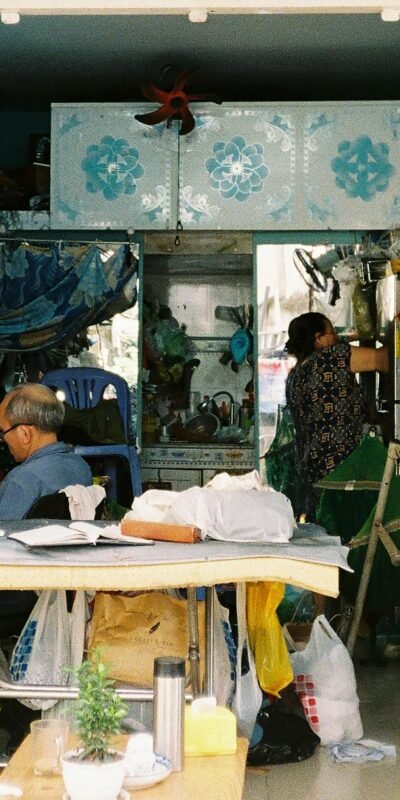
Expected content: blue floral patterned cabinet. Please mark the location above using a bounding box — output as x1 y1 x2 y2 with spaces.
179 104 295 229
302 104 400 229
51 102 400 230
51 103 176 229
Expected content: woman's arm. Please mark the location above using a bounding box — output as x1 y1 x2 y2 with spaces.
349 344 389 374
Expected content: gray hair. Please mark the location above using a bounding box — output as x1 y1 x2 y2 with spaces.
5 383 65 433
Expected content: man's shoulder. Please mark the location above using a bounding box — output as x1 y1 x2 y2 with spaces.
24 442 92 480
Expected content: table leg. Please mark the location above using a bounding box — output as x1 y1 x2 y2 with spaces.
205 586 214 696
187 587 201 696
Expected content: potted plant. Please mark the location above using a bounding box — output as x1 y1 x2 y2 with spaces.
61 647 129 800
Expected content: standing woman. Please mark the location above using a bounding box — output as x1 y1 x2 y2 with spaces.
285 312 389 521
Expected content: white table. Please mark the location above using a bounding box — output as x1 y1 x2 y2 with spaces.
0 521 349 700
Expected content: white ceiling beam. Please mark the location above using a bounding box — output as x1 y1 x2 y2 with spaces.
0 0 398 13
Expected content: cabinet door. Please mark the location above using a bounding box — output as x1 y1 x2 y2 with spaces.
178 103 295 230
51 103 176 229
301 104 400 229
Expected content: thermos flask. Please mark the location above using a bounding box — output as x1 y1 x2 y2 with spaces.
153 656 185 772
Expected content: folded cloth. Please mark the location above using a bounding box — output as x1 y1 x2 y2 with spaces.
328 738 397 762
61 484 106 520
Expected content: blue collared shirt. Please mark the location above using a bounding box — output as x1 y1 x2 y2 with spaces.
0 442 92 520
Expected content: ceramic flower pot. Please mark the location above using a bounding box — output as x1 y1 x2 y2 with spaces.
61 748 127 800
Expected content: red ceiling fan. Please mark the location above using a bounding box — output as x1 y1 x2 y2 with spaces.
135 67 222 136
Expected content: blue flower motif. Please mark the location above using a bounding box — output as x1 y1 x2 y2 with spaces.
81 135 144 200
205 135 269 202
331 135 394 201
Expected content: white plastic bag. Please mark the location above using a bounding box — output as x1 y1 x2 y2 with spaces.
232 583 262 739
43 590 89 721
165 485 294 543
212 589 236 707
127 488 179 521
290 615 363 745
10 590 87 711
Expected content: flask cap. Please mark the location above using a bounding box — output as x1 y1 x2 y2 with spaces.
154 656 185 678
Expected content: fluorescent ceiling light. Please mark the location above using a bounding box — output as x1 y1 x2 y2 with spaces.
1 10 20 22
188 8 207 21
381 7 400 19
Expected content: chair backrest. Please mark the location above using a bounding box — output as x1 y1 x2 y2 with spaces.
26 492 72 520
40 367 131 439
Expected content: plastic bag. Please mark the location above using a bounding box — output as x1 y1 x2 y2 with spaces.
352 277 376 340
247 688 320 765
290 615 363 745
88 591 206 689
10 590 74 711
232 583 262 739
43 590 89 721
165 485 295 543
212 589 236 707
265 406 305 517
128 488 179 520
247 582 293 697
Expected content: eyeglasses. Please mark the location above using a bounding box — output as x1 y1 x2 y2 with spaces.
0 423 33 442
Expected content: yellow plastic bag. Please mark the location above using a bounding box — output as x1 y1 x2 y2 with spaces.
246 581 293 697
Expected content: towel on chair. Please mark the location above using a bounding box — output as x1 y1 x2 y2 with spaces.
60 484 106 520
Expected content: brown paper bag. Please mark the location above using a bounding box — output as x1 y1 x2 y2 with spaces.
88 591 206 688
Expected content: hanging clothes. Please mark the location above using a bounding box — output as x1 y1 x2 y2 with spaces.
0 241 137 352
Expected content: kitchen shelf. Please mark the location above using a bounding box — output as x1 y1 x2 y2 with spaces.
192 336 231 354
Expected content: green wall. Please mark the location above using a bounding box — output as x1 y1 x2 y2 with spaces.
0 111 50 171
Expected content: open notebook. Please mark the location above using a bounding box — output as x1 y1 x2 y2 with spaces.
8 521 154 547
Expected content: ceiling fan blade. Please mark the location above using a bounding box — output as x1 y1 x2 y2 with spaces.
178 106 195 135
140 82 167 103
173 69 196 92
188 93 222 105
135 107 170 126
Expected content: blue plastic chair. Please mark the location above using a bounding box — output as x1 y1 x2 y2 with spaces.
40 367 142 502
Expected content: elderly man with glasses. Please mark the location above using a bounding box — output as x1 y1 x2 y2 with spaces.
0 383 93 754
0 382 92 520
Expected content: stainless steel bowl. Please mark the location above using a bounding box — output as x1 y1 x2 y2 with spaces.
184 412 220 441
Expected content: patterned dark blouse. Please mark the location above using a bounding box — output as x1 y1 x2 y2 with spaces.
286 341 366 486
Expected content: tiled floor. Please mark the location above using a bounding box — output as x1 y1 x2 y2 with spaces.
243 650 400 800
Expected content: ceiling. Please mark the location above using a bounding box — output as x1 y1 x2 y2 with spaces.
1 12 400 111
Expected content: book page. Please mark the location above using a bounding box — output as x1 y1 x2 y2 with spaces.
8 522 154 547
70 522 153 545
8 524 96 547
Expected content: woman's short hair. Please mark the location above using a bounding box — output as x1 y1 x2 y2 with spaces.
285 312 329 360
5 383 65 433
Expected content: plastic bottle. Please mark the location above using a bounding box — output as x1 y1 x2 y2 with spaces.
220 400 230 426
142 392 160 444
240 394 254 438
239 398 251 432
153 656 185 772
159 425 170 443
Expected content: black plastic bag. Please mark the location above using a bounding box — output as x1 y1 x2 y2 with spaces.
247 687 320 766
